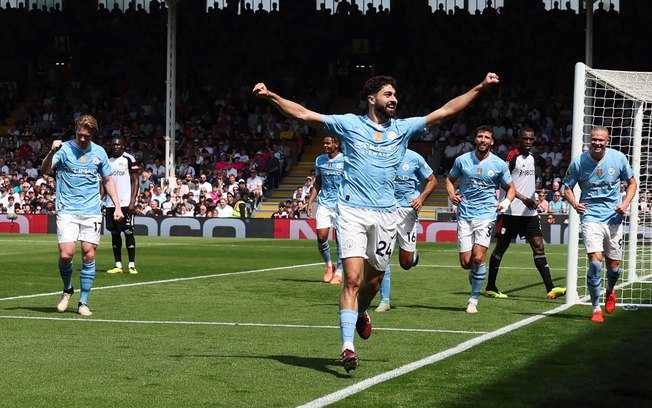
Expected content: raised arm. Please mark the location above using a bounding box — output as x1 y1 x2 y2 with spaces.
252 83 324 129
40 140 63 175
425 72 499 130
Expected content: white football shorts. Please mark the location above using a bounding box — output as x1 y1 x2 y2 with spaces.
56 214 103 245
582 222 623 260
457 219 495 253
395 206 418 252
337 204 397 271
315 204 337 230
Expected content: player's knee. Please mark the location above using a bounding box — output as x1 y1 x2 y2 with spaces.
472 255 486 266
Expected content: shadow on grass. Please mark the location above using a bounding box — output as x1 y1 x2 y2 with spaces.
169 353 364 378
424 309 652 408
3 306 62 314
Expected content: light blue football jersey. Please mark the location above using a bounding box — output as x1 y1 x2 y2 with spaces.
314 152 344 209
323 114 428 211
563 148 634 224
52 140 113 215
394 149 433 207
449 151 512 221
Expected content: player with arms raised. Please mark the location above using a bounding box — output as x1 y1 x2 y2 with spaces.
254 72 499 372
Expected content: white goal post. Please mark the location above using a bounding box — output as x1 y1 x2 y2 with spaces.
566 63 652 308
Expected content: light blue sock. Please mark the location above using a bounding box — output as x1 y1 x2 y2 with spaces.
470 263 486 300
339 309 357 344
317 240 332 265
79 261 96 305
606 267 621 291
59 259 73 291
379 265 391 303
587 260 603 307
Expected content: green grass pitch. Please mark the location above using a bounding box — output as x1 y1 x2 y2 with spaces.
0 234 650 407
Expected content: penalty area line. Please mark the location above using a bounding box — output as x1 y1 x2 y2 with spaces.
298 301 575 408
0 262 323 302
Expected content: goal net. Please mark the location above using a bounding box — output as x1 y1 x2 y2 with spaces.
566 63 652 308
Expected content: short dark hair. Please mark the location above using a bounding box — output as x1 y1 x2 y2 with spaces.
363 76 397 97
519 126 535 137
475 125 494 136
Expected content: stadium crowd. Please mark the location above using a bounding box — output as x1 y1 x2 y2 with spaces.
0 1 650 217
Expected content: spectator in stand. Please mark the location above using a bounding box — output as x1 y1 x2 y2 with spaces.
161 193 175 215
216 197 234 217
546 180 562 202
197 173 212 192
138 169 153 193
246 168 264 204
536 190 549 213
148 198 164 216
146 158 166 183
293 185 307 202
178 157 196 179
271 202 289 218
232 192 252 219
264 149 281 190
176 204 193 217
195 204 208 217
547 191 567 214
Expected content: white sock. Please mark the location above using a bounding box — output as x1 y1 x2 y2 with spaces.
115 262 122 269
342 341 354 353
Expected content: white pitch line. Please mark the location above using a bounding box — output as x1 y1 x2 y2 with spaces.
0 315 487 335
298 301 575 408
0 262 323 302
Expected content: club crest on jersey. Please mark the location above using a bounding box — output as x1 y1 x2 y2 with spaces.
488 169 495 177
608 167 615 175
402 163 410 171
597 168 603 177
80 156 88 164
93 157 100 165
373 132 383 142
476 167 483 175
387 131 398 141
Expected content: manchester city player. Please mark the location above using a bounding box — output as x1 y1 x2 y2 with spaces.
40 115 124 316
445 126 516 314
307 135 345 284
253 72 499 372
563 126 637 323
375 149 437 312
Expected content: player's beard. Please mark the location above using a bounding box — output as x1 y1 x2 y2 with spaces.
374 104 396 121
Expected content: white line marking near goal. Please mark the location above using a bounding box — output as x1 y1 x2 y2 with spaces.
0 315 487 335
0 263 323 302
297 302 575 408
